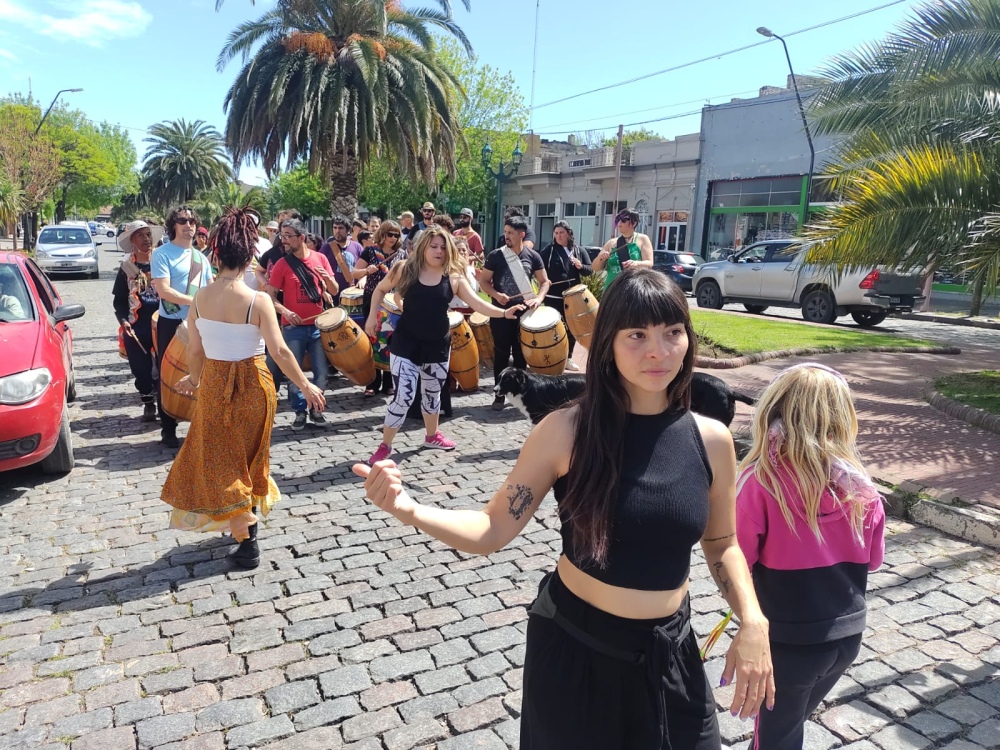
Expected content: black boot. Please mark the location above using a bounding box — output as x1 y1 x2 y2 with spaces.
141 399 157 423
229 522 259 569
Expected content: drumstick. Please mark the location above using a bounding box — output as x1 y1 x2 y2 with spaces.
125 327 147 354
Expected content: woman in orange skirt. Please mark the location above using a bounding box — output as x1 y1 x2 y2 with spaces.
161 208 325 568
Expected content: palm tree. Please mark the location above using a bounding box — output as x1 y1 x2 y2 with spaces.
217 0 470 218
194 181 267 227
805 0 1000 315
0 177 23 252
141 119 233 212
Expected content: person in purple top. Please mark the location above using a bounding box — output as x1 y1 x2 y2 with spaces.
321 216 363 264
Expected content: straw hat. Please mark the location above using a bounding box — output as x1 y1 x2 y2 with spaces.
118 221 165 255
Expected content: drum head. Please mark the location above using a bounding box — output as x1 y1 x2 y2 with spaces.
342 287 363 303
469 311 489 326
562 284 587 298
447 311 464 329
382 293 400 314
316 307 347 331
520 305 560 332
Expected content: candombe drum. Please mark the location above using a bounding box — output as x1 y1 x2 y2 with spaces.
469 312 494 369
316 308 375 386
519 306 568 375
447 311 479 391
340 286 365 324
562 284 599 349
373 293 401 372
159 321 198 421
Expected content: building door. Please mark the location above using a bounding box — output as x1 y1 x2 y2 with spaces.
656 222 687 252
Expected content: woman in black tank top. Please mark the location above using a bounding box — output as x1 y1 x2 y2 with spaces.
356 268 775 748
363 226 525 466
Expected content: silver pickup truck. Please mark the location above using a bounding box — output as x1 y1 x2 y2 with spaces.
692 239 924 327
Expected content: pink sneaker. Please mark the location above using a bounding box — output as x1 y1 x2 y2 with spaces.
424 431 456 451
368 442 393 466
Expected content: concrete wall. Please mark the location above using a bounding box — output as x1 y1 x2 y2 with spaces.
689 91 842 255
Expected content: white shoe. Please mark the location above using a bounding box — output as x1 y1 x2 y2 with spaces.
565 360 580 372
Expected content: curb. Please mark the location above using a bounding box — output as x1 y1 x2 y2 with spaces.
880 479 1000 551
697 345 961 370
902 312 1000 330
924 386 1000 435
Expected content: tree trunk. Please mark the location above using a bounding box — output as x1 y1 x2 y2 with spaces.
56 185 67 224
327 148 360 221
969 272 986 317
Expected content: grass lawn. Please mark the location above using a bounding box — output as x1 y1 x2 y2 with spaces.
691 309 936 356
935 371 1000 415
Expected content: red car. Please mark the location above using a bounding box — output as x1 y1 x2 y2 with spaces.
0 252 85 474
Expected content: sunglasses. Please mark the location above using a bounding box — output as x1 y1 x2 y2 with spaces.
173 217 197 225
422 209 434 214
386 232 401 238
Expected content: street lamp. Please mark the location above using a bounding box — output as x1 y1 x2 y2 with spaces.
757 27 814 225
24 88 83 247
481 140 523 242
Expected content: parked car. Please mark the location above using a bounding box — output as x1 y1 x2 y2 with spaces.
0 253 86 474
33 225 100 279
693 239 924 327
653 250 703 292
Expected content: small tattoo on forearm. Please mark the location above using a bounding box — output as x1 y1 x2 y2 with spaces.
712 561 733 594
507 484 534 520
704 533 735 542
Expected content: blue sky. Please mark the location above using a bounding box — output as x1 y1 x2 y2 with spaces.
0 0 921 186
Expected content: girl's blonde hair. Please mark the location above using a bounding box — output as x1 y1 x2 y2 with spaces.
738 364 869 541
396 225 464 300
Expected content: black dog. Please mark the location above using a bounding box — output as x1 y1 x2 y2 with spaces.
493 367 755 426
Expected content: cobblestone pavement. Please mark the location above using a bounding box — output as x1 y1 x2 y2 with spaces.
1 265 999 750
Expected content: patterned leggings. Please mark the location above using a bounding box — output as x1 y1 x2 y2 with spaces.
385 354 450 430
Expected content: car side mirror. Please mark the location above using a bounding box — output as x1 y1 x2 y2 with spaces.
53 303 86 323
728 256 737 263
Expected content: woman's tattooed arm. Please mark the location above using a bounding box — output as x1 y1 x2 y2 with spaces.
507 483 534 520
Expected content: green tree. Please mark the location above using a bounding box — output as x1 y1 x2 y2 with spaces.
0 176 23 249
268 164 333 219
0 103 61 248
194 181 267 227
359 37 527 219
217 0 471 219
141 119 233 211
601 128 662 148
805 0 1000 315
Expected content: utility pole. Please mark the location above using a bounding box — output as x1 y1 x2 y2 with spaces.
611 124 625 227
528 0 541 133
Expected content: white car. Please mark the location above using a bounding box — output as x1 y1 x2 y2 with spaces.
34 225 100 279
693 239 923 327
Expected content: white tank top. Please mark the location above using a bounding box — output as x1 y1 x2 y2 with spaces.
195 293 266 361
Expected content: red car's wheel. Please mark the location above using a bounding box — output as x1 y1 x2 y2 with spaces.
40 407 74 474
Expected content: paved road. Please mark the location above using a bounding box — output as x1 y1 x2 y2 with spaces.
1 261 1000 749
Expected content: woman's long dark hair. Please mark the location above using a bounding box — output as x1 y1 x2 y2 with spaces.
210 207 258 271
552 220 576 249
561 268 697 567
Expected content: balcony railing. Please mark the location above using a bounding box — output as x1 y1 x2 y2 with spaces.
518 147 635 175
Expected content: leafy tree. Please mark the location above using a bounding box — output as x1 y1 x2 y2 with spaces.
359 37 527 220
0 103 61 248
0 176 24 249
268 164 333 219
141 119 233 211
805 0 1000 315
601 128 662 148
217 0 471 219
194 181 267 227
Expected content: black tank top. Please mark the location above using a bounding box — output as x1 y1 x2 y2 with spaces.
390 275 453 364
553 408 713 591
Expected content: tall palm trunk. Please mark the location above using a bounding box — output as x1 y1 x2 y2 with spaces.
327 147 360 220
970 271 986 317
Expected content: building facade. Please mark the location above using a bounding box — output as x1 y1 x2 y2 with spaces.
501 134 701 251
690 87 842 260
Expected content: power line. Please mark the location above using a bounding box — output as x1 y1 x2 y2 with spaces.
533 87 761 131
530 0 910 112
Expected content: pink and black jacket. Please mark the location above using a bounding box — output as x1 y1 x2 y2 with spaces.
736 464 885 645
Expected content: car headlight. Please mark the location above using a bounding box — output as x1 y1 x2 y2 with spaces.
0 368 52 405
85 248 97 258
35 248 48 257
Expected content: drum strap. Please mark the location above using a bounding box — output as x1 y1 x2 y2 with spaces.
501 248 536 301
330 243 353 283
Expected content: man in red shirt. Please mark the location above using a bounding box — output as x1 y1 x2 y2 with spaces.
453 207 484 261
266 219 338 430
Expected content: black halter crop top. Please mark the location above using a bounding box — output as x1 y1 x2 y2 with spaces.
553 408 714 591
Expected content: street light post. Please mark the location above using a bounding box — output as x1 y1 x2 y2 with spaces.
757 27 814 225
481 140 523 243
23 88 83 248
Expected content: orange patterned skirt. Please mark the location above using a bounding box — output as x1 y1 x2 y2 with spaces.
162 355 279 542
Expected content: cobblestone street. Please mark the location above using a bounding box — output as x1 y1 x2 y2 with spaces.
2 267 1000 750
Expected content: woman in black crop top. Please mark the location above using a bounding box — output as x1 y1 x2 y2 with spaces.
356 268 774 748
363 226 524 466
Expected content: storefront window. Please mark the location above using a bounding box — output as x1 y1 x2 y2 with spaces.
710 176 804 209
706 211 799 260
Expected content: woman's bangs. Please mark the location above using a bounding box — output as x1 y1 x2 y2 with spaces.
618 281 689 330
